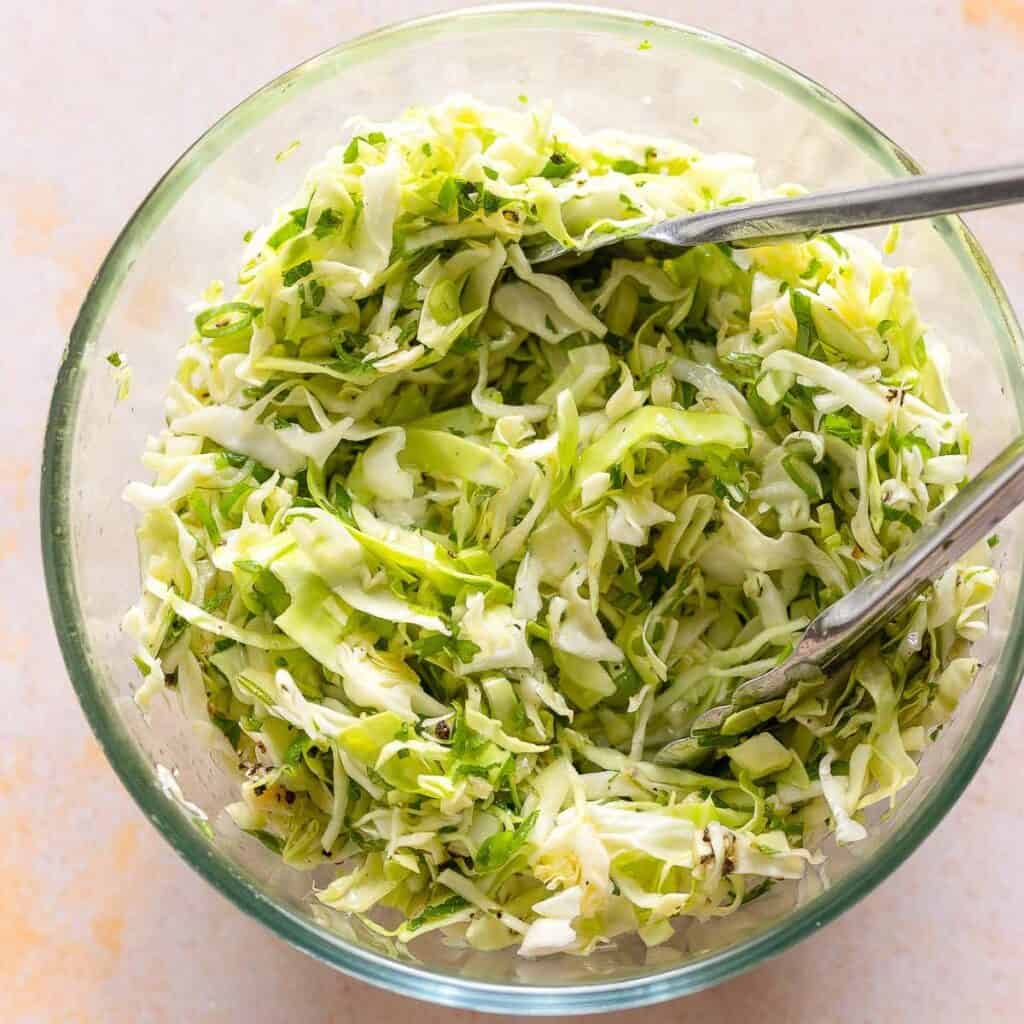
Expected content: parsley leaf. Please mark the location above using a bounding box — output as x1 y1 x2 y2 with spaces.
474 811 539 874
611 159 643 174
282 260 313 286
313 208 343 239
540 151 578 179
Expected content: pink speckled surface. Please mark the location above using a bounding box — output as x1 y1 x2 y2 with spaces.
4 2 1024 1021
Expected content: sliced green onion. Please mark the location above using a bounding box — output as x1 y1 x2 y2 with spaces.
195 302 260 339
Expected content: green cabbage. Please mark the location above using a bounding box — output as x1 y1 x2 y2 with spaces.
125 95 996 959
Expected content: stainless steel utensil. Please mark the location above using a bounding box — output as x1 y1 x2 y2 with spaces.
528 164 1024 265
688 433 1024 735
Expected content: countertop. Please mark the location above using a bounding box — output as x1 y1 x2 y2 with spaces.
4 1 1023 1021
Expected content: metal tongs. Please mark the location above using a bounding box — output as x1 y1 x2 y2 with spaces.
528 164 1024 265
686 435 1024 736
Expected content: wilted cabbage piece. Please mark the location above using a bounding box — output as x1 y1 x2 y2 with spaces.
125 96 995 957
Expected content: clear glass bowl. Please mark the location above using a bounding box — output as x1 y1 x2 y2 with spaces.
42 5 1024 1013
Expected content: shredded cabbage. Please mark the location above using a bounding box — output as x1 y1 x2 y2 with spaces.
125 96 996 958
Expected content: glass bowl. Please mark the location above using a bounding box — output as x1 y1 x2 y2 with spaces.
42 4 1024 1013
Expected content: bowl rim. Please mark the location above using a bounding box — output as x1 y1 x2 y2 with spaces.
41 3 1024 1014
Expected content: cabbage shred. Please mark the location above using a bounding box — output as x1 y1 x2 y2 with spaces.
125 97 996 956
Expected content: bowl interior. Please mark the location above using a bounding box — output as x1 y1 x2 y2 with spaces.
43 6 1024 1012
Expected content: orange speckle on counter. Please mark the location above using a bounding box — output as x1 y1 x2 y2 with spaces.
2 175 113 333
123 267 170 330
0 529 18 563
0 745 33 799
55 235 114 332
91 909 125 958
0 810 155 1023
104 820 143 876
0 626 30 666
0 459 31 513
963 0 1024 38
8 179 67 257
0 813 86 1022
74 736 111 779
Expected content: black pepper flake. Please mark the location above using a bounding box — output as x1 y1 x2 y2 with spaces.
435 720 451 740
285 790 296 805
